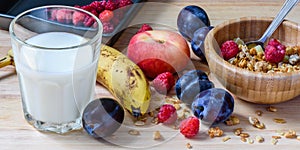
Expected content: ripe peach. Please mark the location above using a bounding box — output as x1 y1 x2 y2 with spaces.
127 30 190 78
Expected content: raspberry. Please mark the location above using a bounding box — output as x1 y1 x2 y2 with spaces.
83 17 95 27
265 45 286 63
157 104 177 124
118 0 133 8
105 0 118 11
268 38 281 47
136 24 153 34
72 11 86 26
102 22 115 33
152 72 175 95
89 1 105 13
220 40 239 60
179 116 200 138
99 10 114 22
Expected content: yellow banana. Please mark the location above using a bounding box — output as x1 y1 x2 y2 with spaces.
97 45 151 117
0 46 151 118
0 49 14 68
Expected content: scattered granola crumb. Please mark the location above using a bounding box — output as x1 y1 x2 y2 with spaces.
222 136 231 142
225 115 240 126
234 128 243 136
266 106 277 112
246 138 254 144
273 118 287 124
271 138 278 145
255 135 264 143
285 130 297 139
255 110 263 116
272 136 281 139
135 120 145 126
186 142 192 149
153 131 162 140
128 129 140 135
208 127 224 138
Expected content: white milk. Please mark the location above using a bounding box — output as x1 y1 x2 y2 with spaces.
16 32 97 123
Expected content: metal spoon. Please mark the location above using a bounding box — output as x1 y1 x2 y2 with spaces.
245 0 299 48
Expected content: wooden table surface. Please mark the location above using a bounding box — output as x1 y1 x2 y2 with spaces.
1 0 300 149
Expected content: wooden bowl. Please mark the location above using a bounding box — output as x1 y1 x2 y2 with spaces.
204 17 300 104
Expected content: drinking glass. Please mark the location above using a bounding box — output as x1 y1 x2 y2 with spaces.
9 5 103 134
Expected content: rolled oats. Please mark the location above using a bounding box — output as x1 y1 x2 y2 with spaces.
153 131 162 140
222 136 231 142
273 118 287 124
128 129 140 135
208 127 224 138
255 135 264 143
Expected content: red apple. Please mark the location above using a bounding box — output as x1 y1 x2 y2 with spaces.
127 30 190 78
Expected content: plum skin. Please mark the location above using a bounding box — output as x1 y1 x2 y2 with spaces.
191 88 234 125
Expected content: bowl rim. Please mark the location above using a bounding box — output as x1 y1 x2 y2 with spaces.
204 16 300 78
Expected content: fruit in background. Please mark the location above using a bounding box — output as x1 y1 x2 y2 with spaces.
82 98 124 138
191 26 214 60
179 116 200 138
99 10 114 22
152 72 175 95
97 45 151 118
192 88 234 125
175 70 214 105
127 30 190 79
177 5 211 41
157 104 178 124
136 24 153 34
220 40 239 60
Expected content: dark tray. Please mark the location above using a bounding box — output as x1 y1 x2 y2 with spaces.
0 0 145 45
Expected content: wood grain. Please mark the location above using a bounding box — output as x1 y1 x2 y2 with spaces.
1 1 300 149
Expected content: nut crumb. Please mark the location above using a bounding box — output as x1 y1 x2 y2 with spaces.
255 135 264 143
273 118 287 124
225 115 240 126
266 106 277 112
272 136 281 139
128 129 140 135
246 138 254 144
234 128 243 136
285 130 297 139
271 138 278 145
186 142 192 149
208 127 224 138
222 136 231 142
255 110 263 116
153 131 162 140
240 133 250 138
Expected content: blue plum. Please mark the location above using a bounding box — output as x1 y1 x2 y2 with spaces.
82 98 124 138
175 70 214 105
192 88 234 125
177 5 211 41
191 26 214 60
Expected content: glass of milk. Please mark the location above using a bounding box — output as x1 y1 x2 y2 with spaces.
9 5 103 134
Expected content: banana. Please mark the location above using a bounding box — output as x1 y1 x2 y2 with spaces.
0 46 151 118
0 49 14 68
97 45 151 118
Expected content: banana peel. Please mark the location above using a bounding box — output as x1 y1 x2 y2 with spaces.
0 45 151 118
97 45 151 117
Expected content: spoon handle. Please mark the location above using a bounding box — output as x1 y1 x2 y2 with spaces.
259 0 299 43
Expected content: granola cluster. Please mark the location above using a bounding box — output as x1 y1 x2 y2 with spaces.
227 38 300 73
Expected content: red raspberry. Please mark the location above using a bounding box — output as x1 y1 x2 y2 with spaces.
81 5 94 12
72 11 86 26
220 40 239 60
180 116 200 138
102 22 115 33
99 10 114 22
136 24 153 34
265 45 285 63
83 17 95 27
89 1 105 13
152 72 175 95
118 0 133 8
268 38 281 47
105 0 118 11
157 104 178 124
